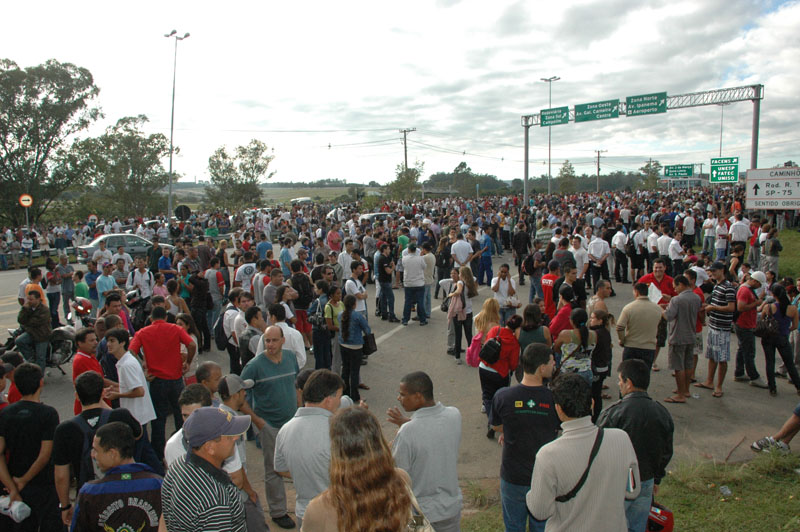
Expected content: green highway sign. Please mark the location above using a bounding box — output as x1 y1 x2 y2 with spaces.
540 106 569 127
664 164 694 178
575 99 620 122
710 157 739 183
626 92 667 116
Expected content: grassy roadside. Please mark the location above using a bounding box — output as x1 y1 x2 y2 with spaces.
460 453 800 532
777 229 800 280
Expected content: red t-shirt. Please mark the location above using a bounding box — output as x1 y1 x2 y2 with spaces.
129 320 194 380
7 382 21 404
541 273 560 319
693 287 705 333
735 285 757 329
637 273 676 306
72 351 108 414
549 304 573 339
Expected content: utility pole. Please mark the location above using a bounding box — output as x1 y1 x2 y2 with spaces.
595 149 607 193
399 128 416 170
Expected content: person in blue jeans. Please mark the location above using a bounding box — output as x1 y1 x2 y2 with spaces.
490 343 558 532
597 359 674 532
338 295 371 401
478 228 494 286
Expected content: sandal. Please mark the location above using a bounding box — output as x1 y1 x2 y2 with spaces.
694 382 714 390
664 397 687 403
712 391 724 398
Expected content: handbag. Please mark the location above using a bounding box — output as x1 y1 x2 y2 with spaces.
440 296 450 313
406 486 434 532
555 428 605 502
754 311 779 338
363 332 378 356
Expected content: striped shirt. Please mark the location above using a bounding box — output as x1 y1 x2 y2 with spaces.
708 280 736 330
161 452 246 532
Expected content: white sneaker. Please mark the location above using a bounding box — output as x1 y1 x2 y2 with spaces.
480 404 486 413
749 377 769 389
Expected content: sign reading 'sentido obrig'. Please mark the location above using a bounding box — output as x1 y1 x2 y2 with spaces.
746 167 800 210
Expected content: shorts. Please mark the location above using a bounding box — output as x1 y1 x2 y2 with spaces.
668 343 694 371
694 332 704 356
656 318 667 348
794 402 800 418
705 328 731 363
631 254 645 270
294 310 312 335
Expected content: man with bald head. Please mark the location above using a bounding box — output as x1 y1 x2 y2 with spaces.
241 325 300 528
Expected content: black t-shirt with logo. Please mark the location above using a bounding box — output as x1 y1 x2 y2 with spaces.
490 384 560 485
0 400 59 486
377 254 394 284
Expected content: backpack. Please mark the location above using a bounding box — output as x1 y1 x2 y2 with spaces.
214 304 236 350
479 329 502 365
522 253 535 276
625 230 638 258
75 409 113 488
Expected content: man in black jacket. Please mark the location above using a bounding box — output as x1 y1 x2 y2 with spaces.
598 359 674 532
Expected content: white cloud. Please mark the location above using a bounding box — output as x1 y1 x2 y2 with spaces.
1 0 797 186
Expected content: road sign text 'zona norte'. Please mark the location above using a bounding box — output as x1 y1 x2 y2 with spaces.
626 92 667 116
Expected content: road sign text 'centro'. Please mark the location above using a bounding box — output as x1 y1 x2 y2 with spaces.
575 99 620 122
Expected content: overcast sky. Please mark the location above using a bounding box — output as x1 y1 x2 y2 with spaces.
3 0 798 185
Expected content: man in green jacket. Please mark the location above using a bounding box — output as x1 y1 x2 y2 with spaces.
16 291 52 371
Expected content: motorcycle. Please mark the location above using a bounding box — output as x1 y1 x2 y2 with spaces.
126 288 150 331
0 297 95 375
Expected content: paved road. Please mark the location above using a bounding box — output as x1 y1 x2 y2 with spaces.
1 258 797 520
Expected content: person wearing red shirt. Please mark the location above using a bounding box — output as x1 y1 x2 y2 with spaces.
480 315 522 440
541 261 561 320
129 305 196 460
637 258 676 371
71 327 115 414
549 285 577 339
733 271 768 387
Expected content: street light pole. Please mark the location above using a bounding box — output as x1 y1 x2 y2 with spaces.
164 29 190 223
541 76 560 195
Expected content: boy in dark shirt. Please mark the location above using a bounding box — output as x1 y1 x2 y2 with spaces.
0 363 61 530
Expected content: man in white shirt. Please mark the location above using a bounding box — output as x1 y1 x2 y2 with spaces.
587 236 613 295
450 233 473 269
728 213 751 249
647 226 661 272
402 243 428 326
260 303 307 369
611 224 629 284
222 288 245 374
126 256 155 300
105 329 157 430
492 263 519 326
92 239 113 266
344 262 369 316
702 216 717 257
337 239 354 274
668 230 686 275
111 246 133 272
656 227 673 273
682 210 696 248
571 236 589 283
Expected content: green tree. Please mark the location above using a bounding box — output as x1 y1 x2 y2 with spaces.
0 59 101 225
388 160 424 200
558 160 577 194
78 115 170 217
204 139 275 212
639 159 662 189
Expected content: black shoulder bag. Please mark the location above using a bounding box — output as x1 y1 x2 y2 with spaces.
555 428 605 502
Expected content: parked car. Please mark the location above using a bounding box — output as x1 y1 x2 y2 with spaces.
77 234 173 264
358 212 396 226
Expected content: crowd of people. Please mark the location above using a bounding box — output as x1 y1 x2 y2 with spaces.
1 184 799 532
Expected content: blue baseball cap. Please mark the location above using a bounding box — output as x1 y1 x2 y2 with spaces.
183 407 251 448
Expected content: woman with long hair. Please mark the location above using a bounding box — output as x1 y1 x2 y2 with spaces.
302 407 412 532
309 280 332 370
760 284 800 396
553 307 596 384
446 267 479 364
548 284 577 339
166 278 190 317
480 315 522 439
466 298 503 371
514 303 552 382
276 284 297 325
589 308 614 421
176 312 200 377
338 295 371 402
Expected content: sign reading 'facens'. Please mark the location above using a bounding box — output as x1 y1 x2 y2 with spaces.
710 157 739 183
575 99 619 122
626 92 667 116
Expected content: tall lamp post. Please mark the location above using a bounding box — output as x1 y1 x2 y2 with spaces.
164 29 190 222
541 76 560 195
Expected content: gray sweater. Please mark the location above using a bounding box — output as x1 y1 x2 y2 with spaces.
527 416 640 532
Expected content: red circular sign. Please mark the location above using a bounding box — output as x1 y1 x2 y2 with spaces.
18 194 33 208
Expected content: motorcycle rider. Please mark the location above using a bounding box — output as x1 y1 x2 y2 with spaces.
16 290 51 372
